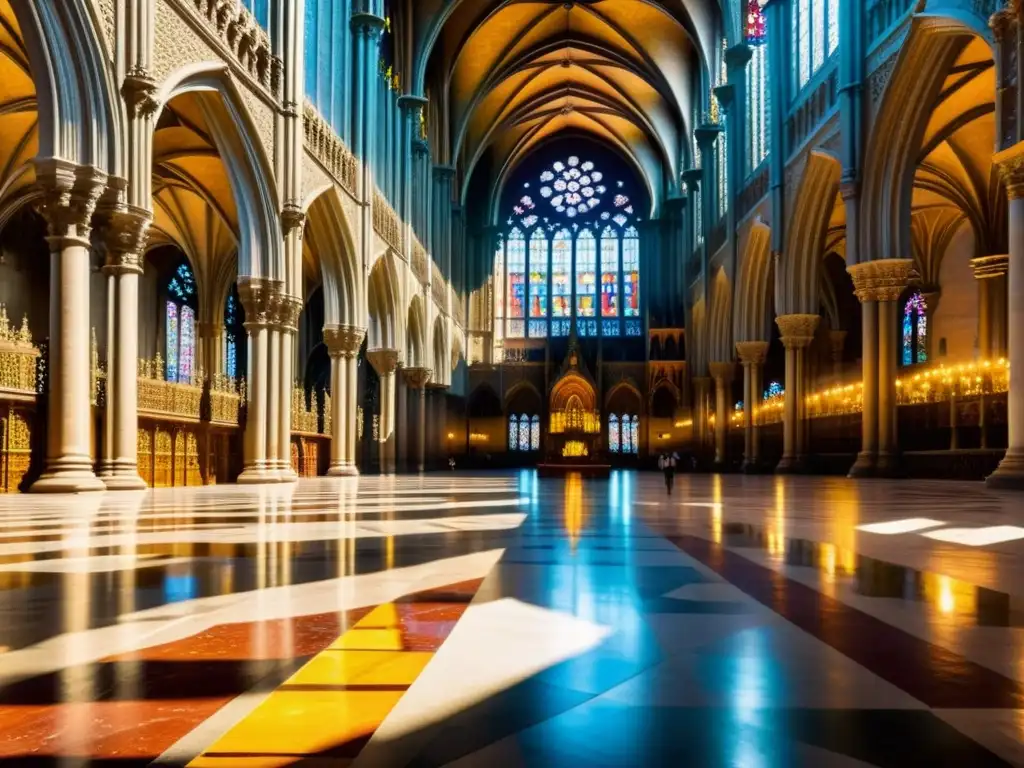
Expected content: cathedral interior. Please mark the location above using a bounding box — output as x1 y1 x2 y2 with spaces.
1 0 1024 765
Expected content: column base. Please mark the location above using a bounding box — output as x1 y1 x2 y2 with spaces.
847 452 876 479
276 468 299 483
741 460 765 474
237 465 277 485
102 473 148 492
875 452 903 478
31 464 106 494
775 456 806 475
328 464 360 477
986 451 1024 490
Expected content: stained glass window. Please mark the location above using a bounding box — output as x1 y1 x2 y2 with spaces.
748 41 769 172
629 415 639 455
576 229 597 317
609 415 620 452
717 128 728 218
793 0 838 89
166 301 179 382
828 0 839 54
746 0 766 44
518 414 530 451
509 415 518 450
600 226 619 318
493 237 505 342
902 292 928 366
529 229 548 320
797 0 810 86
168 263 196 302
180 306 195 383
530 415 540 451
552 229 572 323
506 228 526 337
621 414 632 453
694 179 704 246
224 293 239 379
623 227 640 317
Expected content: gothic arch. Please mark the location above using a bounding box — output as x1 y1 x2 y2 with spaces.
734 221 773 343
407 294 428 369
368 250 401 350
305 185 362 327
432 314 450 386
604 381 643 412
777 151 841 315
504 379 543 413
708 266 733 363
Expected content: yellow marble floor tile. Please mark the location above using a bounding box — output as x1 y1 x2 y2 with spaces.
286 649 433 687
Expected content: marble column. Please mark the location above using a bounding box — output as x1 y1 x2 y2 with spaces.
237 279 281 484
403 367 433 472
709 362 735 469
829 330 847 384
736 341 768 472
99 207 152 490
324 325 366 476
988 147 1024 488
972 255 1009 359
847 260 913 478
367 349 399 474
276 299 301 481
31 161 107 493
775 314 819 474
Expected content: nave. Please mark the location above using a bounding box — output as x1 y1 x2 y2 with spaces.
0 472 1021 766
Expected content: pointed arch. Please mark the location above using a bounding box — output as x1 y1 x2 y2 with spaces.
708 266 733 363
305 185 362 327
777 151 841 315
432 314 450 386
368 250 401 350
734 221 773 343
407 294 427 368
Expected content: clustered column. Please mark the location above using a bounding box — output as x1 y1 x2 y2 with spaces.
735 341 768 472
237 279 279 483
988 148 1024 488
32 161 107 493
402 367 433 472
276 298 302 481
708 362 735 468
774 314 819 473
325 325 367 476
847 260 913 477
367 349 400 474
972 255 1009 359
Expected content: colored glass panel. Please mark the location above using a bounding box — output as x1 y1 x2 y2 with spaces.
166 301 179 382
609 415 620 453
509 415 518 450
602 319 620 337
630 416 639 455
180 305 196 383
552 229 572 318
530 415 540 451
623 227 640 317
718 128 728 218
746 0 766 43
529 229 548 318
748 42 769 172
902 292 928 366
620 414 631 453
600 226 619 318
828 0 839 53
493 238 505 341
797 0 810 86
506 229 526 337
576 230 597 317
226 340 237 380
812 0 825 71
519 415 530 451
528 319 548 338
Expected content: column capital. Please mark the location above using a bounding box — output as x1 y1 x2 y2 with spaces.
122 67 161 119
775 313 820 348
323 325 366 358
971 254 1009 279
682 167 702 187
990 7 1016 42
35 158 107 242
995 140 1024 197
433 164 456 181
402 366 433 389
100 204 153 275
397 94 428 114
281 204 306 240
367 348 400 377
238 277 285 330
350 12 386 37
846 259 914 302
274 297 303 333
709 361 736 383
735 340 769 365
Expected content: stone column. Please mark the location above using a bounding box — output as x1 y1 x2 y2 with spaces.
403 367 433 472
972 255 1009 359
367 349 399 474
276 299 301 481
237 279 281 484
775 314 819 473
847 260 913 478
100 207 152 490
708 362 735 469
736 341 768 472
31 161 107 493
324 325 366 476
691 377 713 455
988 146 1024 488
829 330 847 384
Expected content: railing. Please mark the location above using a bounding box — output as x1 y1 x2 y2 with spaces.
303 101 357 195
292 386 330 436
787 67 839 157
184 0 281 98
412 237 429 285
373 188 401 251
865 0 916 52
137 354 204 420
431 262 447 307
0 306 38 396
209 373 242 425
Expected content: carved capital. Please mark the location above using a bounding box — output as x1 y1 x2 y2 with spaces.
994 140 1024 199
275 297 303 332
775 313 820 349
402 366 433 390
708 361 735 384
367 348 400 377
101 205 152 275
990 7 1017 42
846 259 914 302
121 68 161 119
324 325 366 358
350 12 386 38
971 254 1009 279
34 159 106 242
735 340 769 365
281 204 306 240
238 277 283 329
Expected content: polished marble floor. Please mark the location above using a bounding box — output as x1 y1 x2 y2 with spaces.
1 472 1024 765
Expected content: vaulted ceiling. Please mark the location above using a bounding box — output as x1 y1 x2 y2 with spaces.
413 0 718 220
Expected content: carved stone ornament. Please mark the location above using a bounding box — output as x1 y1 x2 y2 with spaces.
402 367 433 390
34 159 107 242
708 361 736 383
103 205 153 274
735 340 769 365
323 324 367 358
846 259 914 302
994 140 1024 199
990 6 1016 42
238 277 283 329
276 297 303 332
121 68 161 119
775 313 821 348
280 204 306 240
971 254 1009 279
366 348 400 377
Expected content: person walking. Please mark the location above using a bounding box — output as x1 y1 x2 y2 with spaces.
659 452 675 495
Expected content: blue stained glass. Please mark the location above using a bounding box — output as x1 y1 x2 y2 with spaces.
630 416 639 455
519 415 530 451
530 416 540 451
528 319 549 338
169 263 196 301
180 305 195 383
552 319 571 337
509 415 518 450
903 292 928 366
609 415 620 453
625 319 643 337
166 301 179 382
226 340 237 380
902 311 913 366
602 319 620 336
620 414 631 453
